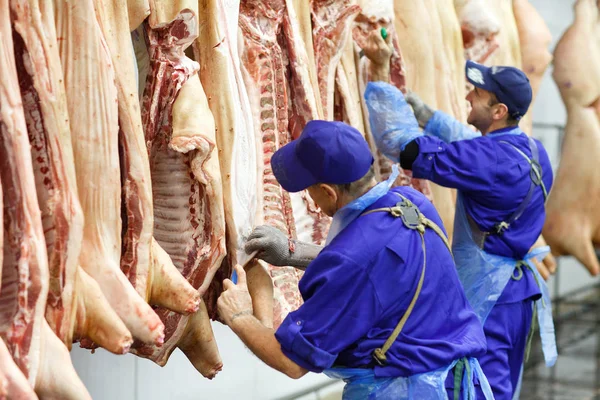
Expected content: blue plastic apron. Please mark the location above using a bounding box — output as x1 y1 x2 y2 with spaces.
323 165 493 399
452 135 557 369
324 358 492 400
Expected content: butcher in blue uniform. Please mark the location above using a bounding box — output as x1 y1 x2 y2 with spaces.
361 30 558 399
217 119 493 399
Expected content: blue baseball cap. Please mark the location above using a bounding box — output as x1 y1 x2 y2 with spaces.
271 120 374 193
465 60 532 120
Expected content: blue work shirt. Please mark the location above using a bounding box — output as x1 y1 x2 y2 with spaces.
275 186 487 377
409 111 554 304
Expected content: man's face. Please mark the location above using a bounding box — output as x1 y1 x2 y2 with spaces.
307 184 339 217
466 87 498 133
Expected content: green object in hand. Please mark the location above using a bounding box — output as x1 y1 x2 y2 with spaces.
380 27 388 40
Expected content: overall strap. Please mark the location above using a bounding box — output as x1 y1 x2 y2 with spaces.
360 193 451 366
470 137 547 248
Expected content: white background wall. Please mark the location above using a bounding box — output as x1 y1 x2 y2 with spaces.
71 1 597 398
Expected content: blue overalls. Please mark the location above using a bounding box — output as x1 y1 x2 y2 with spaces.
275 167 493 399
410 111 557 399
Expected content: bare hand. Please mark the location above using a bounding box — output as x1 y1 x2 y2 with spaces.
362 29 393 66
217 264 254 327
529 236 557 281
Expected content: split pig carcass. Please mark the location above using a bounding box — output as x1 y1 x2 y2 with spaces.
94 0 204 317
194 0 278 329
2 1 91 398
129 2 224 378
13 0 133 355
544 0 600 276
312 0 361 121
55 0 167 345
236 0 326 327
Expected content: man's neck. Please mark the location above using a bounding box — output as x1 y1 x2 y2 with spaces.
482 121 514 136
337 180 378 211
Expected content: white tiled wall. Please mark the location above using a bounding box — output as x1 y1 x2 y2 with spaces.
72 1 597 398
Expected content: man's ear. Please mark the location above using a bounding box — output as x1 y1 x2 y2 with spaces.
319 183 338 203
493 103 509 121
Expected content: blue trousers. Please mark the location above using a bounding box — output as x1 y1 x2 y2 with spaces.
446 300 533 399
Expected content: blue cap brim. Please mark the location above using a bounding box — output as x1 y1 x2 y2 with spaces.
271 140 318 193
465 60 496 92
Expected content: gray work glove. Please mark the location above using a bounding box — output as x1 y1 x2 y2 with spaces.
244 225 323 269
406 92 435 128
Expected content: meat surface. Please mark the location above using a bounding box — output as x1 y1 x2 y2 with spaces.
0 107 34 400
430 0 468 123
454 0 500 63
513 0 553 136
1 0 49 383
128 0 150 30
195 0 275 329
130 4 224 378
94 0 201 316
312 0 361 120
334 33 364 132
54 0 164 345
239 0 302 328
353 0 433 199
13 0 132 354
238 0 334 327
2 2 90 398
0 339 35 399
393 0 457 241
543 0 600 276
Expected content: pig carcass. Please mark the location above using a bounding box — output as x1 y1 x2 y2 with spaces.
2 1 91 398
194 0 275 329
454 0 500 64
54 0 164 344
13 0 132 354
130 3 224 378
544 0 600 276
94 0 202 316
238 0 336 327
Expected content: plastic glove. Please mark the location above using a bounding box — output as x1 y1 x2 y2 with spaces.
364 82 423 162
405 92 434 128
244 225 323 268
